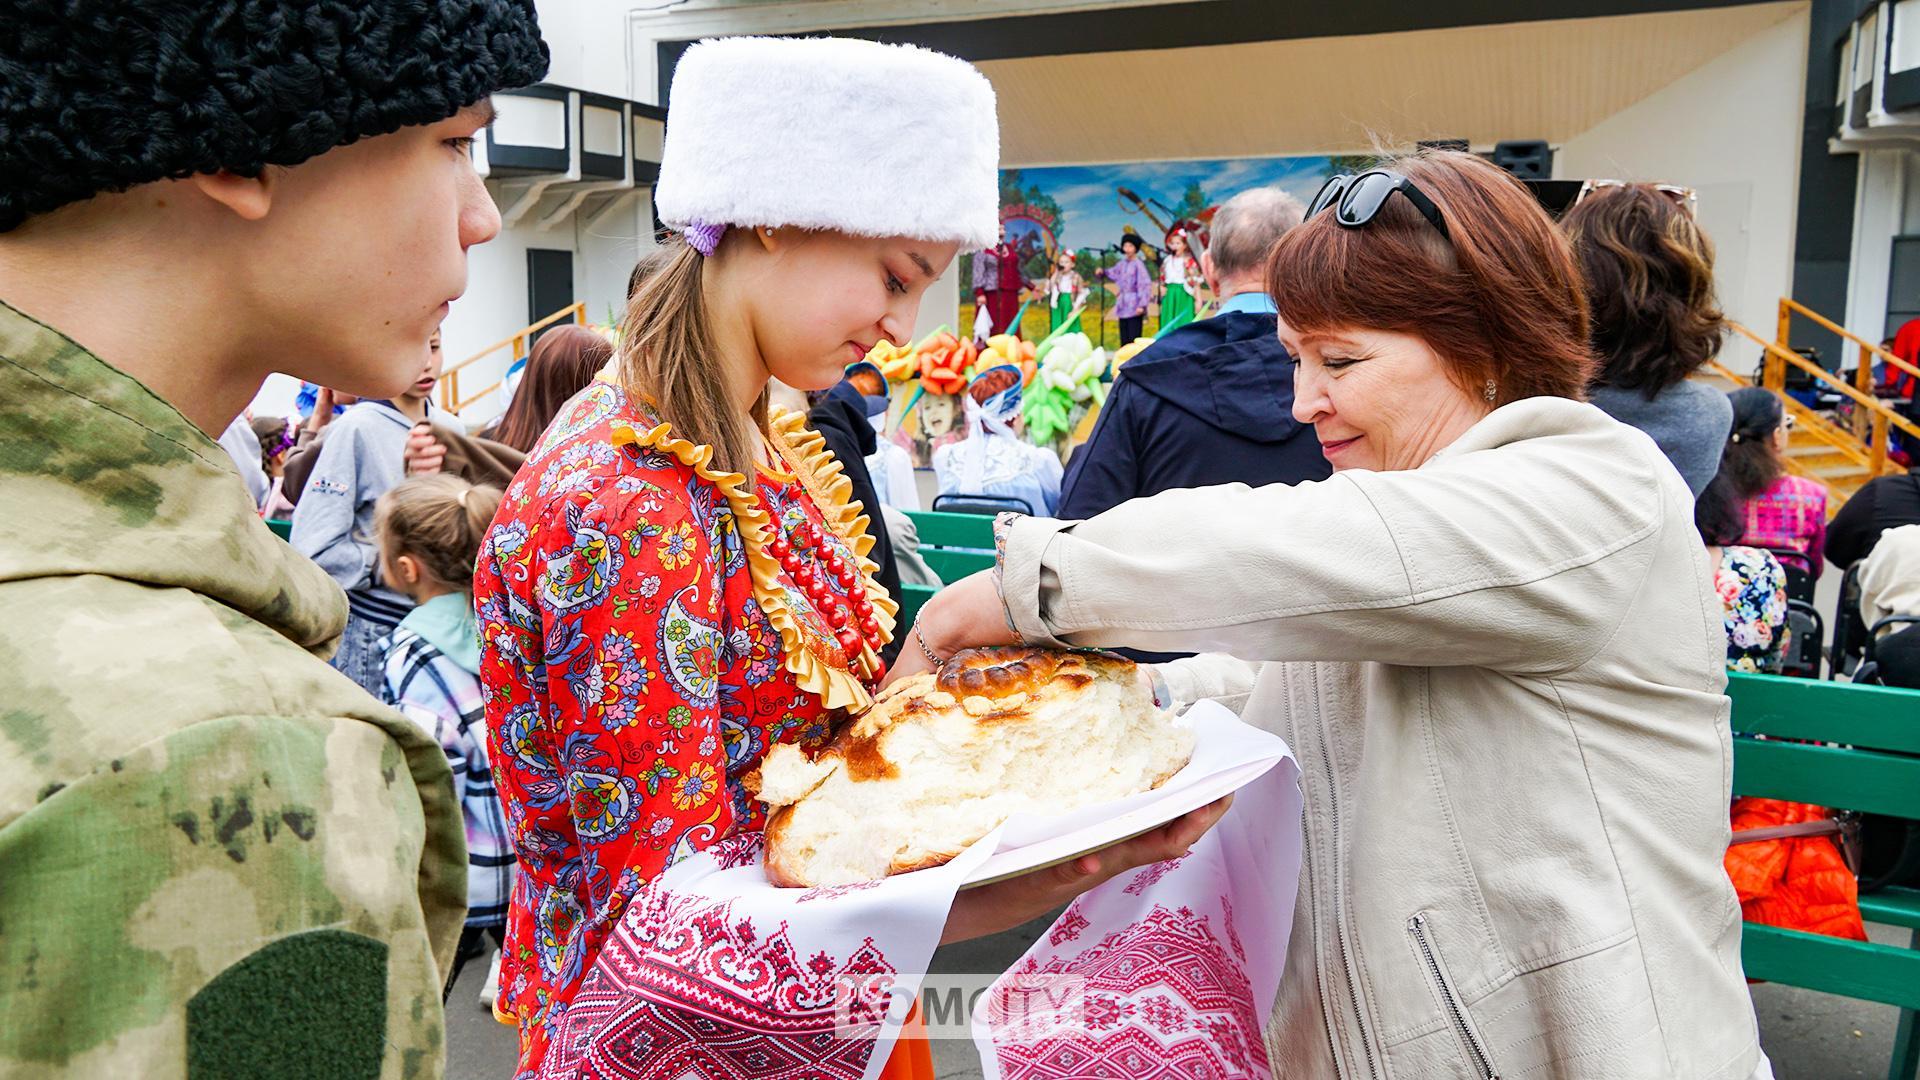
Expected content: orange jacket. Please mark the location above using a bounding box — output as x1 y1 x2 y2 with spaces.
1724 797 1867 941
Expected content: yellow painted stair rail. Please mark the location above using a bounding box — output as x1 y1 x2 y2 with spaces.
1695 299 1920 513
438 301 587 415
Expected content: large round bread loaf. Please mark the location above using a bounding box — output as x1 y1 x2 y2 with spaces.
749 646 1193 887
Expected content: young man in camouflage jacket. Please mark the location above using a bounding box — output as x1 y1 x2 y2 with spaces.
0 3 546 1075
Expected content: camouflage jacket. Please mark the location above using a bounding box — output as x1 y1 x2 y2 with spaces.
0 300 466 1078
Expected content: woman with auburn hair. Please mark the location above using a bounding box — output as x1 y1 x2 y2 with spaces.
1563 183 1732 495
479 323 613 452
900 151 1767 1079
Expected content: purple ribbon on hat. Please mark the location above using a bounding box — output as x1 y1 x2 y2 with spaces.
685 221 727 256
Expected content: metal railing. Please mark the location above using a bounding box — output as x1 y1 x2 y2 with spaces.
1777 298 1920 439
1701 357 1874 483
439 301 587 415
1734 301 1920 479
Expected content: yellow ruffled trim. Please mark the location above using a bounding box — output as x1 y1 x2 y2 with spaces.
606 411 893 714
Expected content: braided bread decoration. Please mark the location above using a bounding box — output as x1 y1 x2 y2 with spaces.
750 646 1192 887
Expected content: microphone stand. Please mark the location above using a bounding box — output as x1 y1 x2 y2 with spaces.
1094 245 1114 351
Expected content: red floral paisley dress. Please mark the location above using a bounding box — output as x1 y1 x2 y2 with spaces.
474 377 896 1075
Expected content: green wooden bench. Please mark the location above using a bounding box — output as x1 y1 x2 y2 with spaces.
1728 671 1920 1080
896 510 997 636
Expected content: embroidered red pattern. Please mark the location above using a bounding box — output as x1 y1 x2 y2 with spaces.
1047 905 1091 947
1122 854 1189 896
987 904 1270 1080
541 882 900 1079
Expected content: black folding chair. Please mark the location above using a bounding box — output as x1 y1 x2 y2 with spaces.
931 493 1035 517
1830 563 1868 679
1854 615 1920 688
1762 550 1817 606
1780 599 1826 679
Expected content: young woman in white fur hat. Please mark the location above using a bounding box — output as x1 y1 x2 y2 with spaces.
472 36 1229 1075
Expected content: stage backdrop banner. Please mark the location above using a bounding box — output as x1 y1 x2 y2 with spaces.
963 154 1349 347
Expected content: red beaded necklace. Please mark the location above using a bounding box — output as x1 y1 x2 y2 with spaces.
753 425 889 693
765 520 884 674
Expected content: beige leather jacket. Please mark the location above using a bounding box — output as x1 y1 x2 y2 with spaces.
1000 398 1759 1079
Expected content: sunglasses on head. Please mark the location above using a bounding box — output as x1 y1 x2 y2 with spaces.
1574 179 1698 218
1306 169 1451 241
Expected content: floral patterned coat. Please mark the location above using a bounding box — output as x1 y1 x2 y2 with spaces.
473 378 896 1076
1713 544 1790 673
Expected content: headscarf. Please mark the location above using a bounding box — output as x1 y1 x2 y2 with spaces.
959 364 1025 493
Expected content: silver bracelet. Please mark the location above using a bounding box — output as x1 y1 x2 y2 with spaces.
912 625 945 668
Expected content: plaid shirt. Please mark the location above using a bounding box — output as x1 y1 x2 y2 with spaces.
1741 473 1828 580
383 626 513 927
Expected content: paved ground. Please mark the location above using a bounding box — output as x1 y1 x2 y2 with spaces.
445 952 519 1080
445 915 1906 1078
1749 920 1908 1079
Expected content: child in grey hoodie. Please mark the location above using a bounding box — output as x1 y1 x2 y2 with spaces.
292 337 446 692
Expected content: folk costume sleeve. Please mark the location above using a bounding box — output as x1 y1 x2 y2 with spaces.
481 448 732 1061
538 478 727 895
474 388 903 1077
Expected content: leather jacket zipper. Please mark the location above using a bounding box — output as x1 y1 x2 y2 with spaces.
1408 912 1500 1080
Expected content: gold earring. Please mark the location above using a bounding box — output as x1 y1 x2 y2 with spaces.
1483 379 1498 404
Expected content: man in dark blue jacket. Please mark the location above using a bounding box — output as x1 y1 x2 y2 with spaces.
1060 187 1330 521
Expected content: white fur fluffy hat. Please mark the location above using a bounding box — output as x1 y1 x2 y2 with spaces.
655 36 1001 252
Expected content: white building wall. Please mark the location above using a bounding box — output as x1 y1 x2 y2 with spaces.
443 216 558 425
1556 7 1809 373
537 0 640 99
1846 148 1907 342
434 0 666 427
442 195 658 427
578 192 656 331
1841 144 1920 343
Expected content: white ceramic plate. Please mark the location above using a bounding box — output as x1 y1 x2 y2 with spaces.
959 702 1289 889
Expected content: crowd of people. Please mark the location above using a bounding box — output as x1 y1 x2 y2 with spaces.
5 5 1920 1080
938 171 1920 688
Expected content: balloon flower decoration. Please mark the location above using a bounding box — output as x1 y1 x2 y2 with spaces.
866 340 918 383
914 330 976 397
977 334 1038 386
1022 332 1110 447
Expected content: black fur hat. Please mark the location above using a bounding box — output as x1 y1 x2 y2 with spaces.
0 0 549 232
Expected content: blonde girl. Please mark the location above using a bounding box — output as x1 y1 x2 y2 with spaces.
375 474 512 1001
